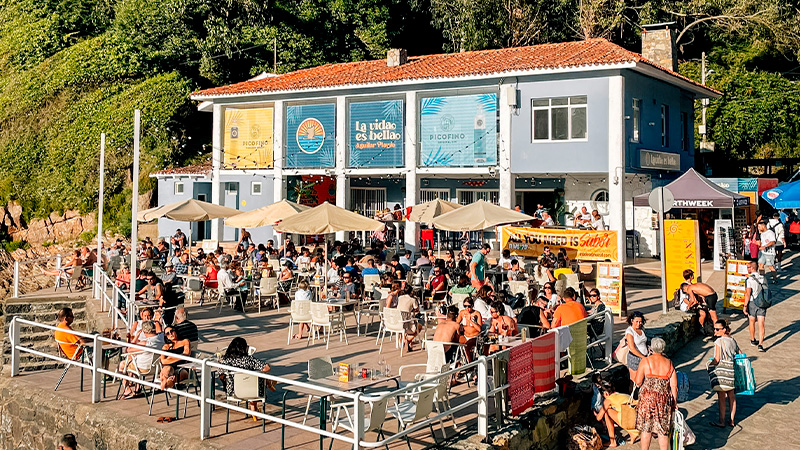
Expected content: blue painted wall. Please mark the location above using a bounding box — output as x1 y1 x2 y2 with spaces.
155 178 213 243
510 76 609 173
219 173 275 244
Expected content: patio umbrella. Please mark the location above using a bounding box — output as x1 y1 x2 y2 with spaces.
274 202 383 290
408 198 463 223
429 199 534 231
224 199 310 228
137 198 242 251
762 180 800 209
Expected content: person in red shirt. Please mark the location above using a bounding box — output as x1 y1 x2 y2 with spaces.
426 266 448 300
551 287 588 327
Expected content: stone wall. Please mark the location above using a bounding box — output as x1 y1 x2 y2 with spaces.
0 369 222 450
0 202 96 245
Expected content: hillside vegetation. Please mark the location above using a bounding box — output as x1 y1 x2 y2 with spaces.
1 0 800 237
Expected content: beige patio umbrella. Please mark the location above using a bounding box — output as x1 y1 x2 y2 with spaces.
137 198 242 250
224 199 310 228
274 202 383 289
408 198 463 223
430 199 534 231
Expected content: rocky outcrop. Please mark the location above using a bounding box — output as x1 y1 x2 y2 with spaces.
0 202 96 245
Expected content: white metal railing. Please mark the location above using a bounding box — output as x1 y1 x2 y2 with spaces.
558 309 615 373
11 253 69 298
91 263 131 329
9 310 614 447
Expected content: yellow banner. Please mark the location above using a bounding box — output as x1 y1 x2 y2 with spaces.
663 220 701 300
500 227 619 262
223 107 274 168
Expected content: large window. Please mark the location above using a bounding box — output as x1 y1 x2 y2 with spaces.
632 98 641 142
419 189 450 203
351 187 386 216
457 189 499 205
661 105 669 147
532 96 587 141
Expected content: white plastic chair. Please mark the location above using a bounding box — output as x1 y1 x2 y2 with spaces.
450 293 469 310
329 395 390 448
358 287 387 336
56 265 84 293
309 302 348 349
225 372 267 434
363 274 381 292
377 308 414 357
390 386 437 448
257 277 279 313
508 281 529 299
216 286 242 313
287 299 313 345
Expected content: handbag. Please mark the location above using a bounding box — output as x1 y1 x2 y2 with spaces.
613 337 629 365
733 353 756 395
673 410 696 449
619 386 638 430
707 359 735 392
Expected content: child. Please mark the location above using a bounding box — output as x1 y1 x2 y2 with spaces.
292 281 313 339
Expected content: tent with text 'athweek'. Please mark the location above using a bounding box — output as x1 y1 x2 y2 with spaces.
633 168 750 209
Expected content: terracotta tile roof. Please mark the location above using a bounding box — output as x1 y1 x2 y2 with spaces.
151 161 212 177
192 38 716 98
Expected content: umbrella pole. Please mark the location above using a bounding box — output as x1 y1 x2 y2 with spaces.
188 222 193 257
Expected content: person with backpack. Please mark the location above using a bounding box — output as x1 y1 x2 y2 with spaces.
744 261 769 352
768 212 786 271
757 221 778 284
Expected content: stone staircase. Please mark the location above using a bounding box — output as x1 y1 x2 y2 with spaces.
623 265 662 289
2 297 89 371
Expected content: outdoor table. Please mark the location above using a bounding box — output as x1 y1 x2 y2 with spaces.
84 340 124 398
321 299 359 328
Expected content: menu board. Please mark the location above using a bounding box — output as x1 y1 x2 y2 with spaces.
597 262 624 316
724 259 750 309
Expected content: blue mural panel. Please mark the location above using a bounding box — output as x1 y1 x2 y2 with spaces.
420 93 497 167
349 100 404 167
286 103 336 168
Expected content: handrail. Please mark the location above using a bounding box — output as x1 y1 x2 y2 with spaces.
91 263 130 329
8 306 612 447
11 253 69 298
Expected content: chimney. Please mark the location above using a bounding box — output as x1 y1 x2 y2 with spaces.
641 22 678 72
386 48 408 67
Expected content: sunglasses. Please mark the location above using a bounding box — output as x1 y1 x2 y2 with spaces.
490 310 499 314
463 303 473 308
714 327 724 331
545 286 553 290
589 294 599 297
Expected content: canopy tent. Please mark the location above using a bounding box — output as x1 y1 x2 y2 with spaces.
430 199 534 231
224 199 310 228
408 198 463 223
633 168 750 209
137 198 242 251
761 180 800 209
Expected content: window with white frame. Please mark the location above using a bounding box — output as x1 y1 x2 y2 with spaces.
419 189 450 203
661 104 669 147
351 187 387 216
632 98 641 142
174 181 184 195
251 181 262 195
532 96 587 141
591 189 610 216
457 189 499 205
225 182 239 196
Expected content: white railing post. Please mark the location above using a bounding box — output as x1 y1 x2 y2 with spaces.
604 310 614 364
552 328 561 381
91 334 102 403
352 393 364 450
200 359 212 439
477 356 489 439
56 255 62 272
10 317 20 376
12 260 19 298
93 263 101 300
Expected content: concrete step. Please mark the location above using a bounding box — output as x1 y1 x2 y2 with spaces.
624 266 662 288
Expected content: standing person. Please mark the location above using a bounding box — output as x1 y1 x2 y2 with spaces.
533 203 546 220
469 243 491 289
768 212 786 270
238 228 252 248
743 261 768 352
709 319 739 428
634 337 677 450
757 221 778 284
625 311 649 385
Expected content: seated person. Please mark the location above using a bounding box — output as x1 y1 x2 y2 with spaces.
127 307 162 344
115 262 132 312
54 307 90 361
361 258 380 276
497 249 514 269
551 287 587 327
118 320 164 399
487 301 518 354
334 272 359 300
159 326 191 390
456 299 483 362
591 374 628 447
449 274 477 297
516 295 551 336
426 266 449 300
218 337 274 414
172 307 198 342
292 281 313 339
384 280 402 308
161 261 177 285
41 249 83 279
507 259 526 281
432 306 463 363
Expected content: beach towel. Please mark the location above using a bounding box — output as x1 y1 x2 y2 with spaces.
532 332 557 394
508 341 535 415
568 321 588 375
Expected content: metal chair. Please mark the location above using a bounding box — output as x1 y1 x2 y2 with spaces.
54 340 87 391
216 286 242 313
56 265 84 293
358 287 386 336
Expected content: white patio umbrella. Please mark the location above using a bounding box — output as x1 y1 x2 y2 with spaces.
274 202 383 289
224 199 310 228
429 199 533 231
408 198 464 255
137 198 242 251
